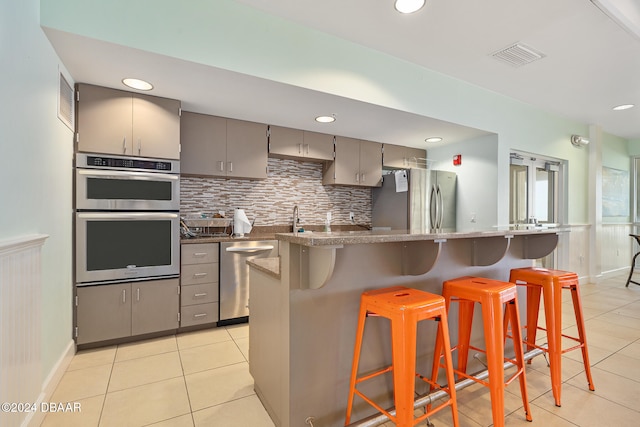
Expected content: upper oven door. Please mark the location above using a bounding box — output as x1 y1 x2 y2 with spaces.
76 168 180 211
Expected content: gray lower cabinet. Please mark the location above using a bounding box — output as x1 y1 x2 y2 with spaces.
131 280 181 336
180 243 219 327
75 278 180 345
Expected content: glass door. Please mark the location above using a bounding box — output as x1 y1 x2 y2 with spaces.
510 152 562 267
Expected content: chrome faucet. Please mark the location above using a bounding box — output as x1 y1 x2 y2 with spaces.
292 205 299 233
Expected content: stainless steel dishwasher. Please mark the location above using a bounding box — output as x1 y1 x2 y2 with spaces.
219 240 278 324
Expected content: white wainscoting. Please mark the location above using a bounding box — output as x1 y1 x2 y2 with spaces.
601 223 633 277
564 224 590 281
0 235 47 427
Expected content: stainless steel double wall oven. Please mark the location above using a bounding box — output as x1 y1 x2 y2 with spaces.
74 153 180 285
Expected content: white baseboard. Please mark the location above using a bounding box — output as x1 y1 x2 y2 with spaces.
25 340 75 427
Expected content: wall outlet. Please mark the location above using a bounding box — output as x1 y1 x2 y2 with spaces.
349 212 355 222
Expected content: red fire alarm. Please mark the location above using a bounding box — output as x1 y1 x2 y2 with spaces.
453 154 462 166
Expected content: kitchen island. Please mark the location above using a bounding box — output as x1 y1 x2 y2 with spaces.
248 228 564 427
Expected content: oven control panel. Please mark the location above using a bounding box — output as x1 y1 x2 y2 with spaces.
76 152 179 173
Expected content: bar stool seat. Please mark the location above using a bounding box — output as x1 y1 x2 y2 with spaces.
431 276 532 427
510 267 595 407
345 286 459 427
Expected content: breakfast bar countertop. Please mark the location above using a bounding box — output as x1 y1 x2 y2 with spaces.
275 226 566 247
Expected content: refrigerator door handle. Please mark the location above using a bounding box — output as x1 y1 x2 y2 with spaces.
437 185 444 230
430 184 438 231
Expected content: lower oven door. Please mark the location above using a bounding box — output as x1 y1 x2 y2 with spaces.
75 212 180 285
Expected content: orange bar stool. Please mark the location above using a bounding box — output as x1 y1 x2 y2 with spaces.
432 276 532 427
509 267 595 407
345 286 459 427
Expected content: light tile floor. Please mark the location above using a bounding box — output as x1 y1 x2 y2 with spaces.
42 273 640 427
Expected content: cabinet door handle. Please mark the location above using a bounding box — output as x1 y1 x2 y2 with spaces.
218 161 225 172
194 293 208 297
228 161 233 172
304 144 309 154
193 272 208 278
136 288 140 302
122 137 127 154
297 143 302 154
137 139 141 155
194 313 208 318
122 289 126 303
355 173 359 183
361 173 366 183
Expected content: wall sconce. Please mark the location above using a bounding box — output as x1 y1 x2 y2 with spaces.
570 135 589 147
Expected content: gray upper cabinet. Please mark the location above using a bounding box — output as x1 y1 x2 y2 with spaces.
383 144 427 169
227 118 269 179
180 112 227 177
180 112 268 179
323 136 382 187
76 83 181 159
269 125 334 161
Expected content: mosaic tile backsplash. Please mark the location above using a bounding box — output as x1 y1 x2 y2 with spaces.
180 158 372 227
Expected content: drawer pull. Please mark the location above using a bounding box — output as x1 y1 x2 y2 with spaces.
193 313 208 318
193 252 208 257
193 273 208 278
194 293 208 297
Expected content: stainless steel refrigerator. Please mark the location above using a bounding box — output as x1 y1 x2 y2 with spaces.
372 169 457 232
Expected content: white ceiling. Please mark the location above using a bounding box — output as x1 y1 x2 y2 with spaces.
44 0 640 146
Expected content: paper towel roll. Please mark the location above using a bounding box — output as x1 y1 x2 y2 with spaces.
233 208 252 237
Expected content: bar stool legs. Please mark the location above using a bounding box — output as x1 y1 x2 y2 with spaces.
625 234 640 287
510 267 595 407
432 276 532 427
345 286 459 427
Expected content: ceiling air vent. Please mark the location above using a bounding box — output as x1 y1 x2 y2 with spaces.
491 43 545 67
58 71 74 130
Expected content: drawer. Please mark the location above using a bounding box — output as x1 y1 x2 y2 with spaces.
181 243 219 265
181 282 218 307
181 302 218 327
181 263 218 286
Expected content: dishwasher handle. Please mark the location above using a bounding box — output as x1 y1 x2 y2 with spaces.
225 245 274 253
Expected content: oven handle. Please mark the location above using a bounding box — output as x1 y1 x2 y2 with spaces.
77 168 179 181
77 212 179 220
225 245 274 253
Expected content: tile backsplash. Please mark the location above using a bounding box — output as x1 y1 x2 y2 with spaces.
180 158 372 227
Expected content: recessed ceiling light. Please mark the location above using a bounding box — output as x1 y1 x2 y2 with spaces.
394 0 425 14
425 137 443 143
122 78 153 91
315 115 336 123
613 104 635 111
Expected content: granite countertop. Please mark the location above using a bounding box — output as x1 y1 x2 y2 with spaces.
275 226 568 247
181 233 278 244
246 257 280 279
180 224 370 244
